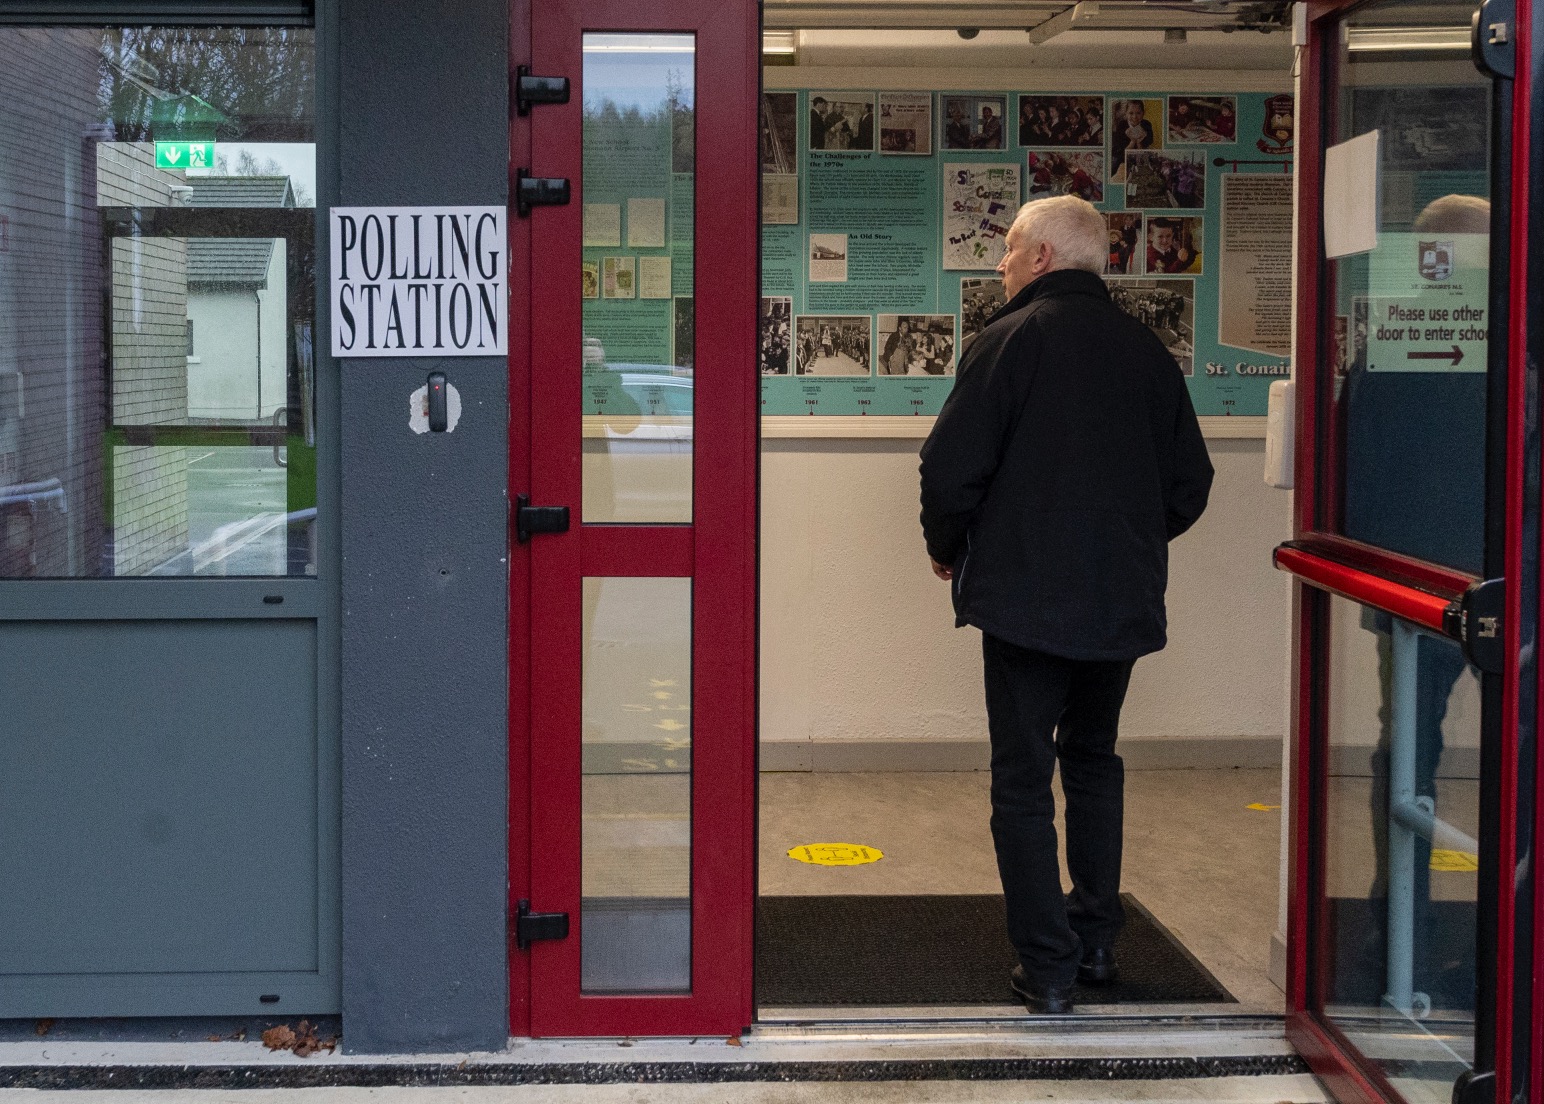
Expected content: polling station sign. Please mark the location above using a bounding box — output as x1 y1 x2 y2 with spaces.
330 206 507 357
1364 232 1487 373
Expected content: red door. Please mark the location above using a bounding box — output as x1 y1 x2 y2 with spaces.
1279 2 1537 1101
507 0 759 1037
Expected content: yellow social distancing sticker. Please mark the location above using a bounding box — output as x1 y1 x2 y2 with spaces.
1430 849 1479 872
788 843 884 867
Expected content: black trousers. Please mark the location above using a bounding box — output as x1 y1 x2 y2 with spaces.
982 633 1136 985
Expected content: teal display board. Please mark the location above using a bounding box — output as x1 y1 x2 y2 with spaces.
757 89 1295 418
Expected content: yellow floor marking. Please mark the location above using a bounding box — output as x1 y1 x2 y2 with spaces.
1430 849 1479 872
1246 803 1281 811
788 843 884 866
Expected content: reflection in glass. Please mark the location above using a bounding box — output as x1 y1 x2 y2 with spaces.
0 26 315 578
1323 597 1479 1099
1329 0 1490 575
580 33 695 525
581 576 692 994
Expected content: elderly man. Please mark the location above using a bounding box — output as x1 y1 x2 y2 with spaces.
919 196 1213 1014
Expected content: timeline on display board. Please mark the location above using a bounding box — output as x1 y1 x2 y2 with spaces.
757 89 1295 418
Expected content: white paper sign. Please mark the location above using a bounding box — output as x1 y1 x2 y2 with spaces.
1324 131 1380 259
330 206 507 357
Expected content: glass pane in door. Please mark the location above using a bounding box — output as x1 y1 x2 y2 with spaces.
1325 0 1491 574
580 576 692 993
580 33 695 525
1322 595 1480 1100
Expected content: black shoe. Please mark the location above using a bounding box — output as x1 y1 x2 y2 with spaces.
1009 965 1075 1014
1078 947 1118 985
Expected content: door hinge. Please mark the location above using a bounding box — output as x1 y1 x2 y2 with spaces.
1473 0 1515 79
513 898 570 951
1451 1069 1494 1104
515 493 570 543
1457 577 1505 674
515 65 570 116
516 169 571 218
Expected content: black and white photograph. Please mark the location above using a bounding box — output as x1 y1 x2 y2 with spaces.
879 91 933 155
1017 95 1104 148
1351 86 1488 171
941 94 1007 151
759 296 792 375
1123 150 1206 210
1107 278 1195 376
1167 96 1238 144
760 91 798 174
960 276 1007 352
1025 150 1105 203
1109 97 1162 182
1105 213 1143 276
1145 216 1203 275
809 233 848 282
808 92 875 151
794 315 871 376
876 314 957 376
581 260 599 299
673 295 694 371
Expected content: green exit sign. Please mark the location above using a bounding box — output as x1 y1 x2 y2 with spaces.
154 141 214 170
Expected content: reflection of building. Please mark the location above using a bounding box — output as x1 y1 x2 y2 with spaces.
187 176 293 422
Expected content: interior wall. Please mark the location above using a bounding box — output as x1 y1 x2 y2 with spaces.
760 437 1294 770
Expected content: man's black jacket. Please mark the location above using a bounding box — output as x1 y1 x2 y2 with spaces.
919 268 1213 661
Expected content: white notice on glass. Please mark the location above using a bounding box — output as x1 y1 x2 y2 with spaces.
639 256 672 299
584 203 622 247
1324 130 1380 259
627 197 666 248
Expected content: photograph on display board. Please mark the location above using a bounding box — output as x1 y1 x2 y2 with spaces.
1145 216 1203 274
760 296 793 375
1105 213 1143 275
809 233 849 282
1350 86 1485 171
877 314 957 376
941 94 1007 150
1026 150 1105 203
673 296 694 371
1108 278 1195 376
794 315 872 376
1017 95 1104 148
879 91 933 155
602 256 635 299
581 260 599 299
809 93 875 151
960 276 1007 352
1166 96 1238 144
761 92 798 174
1109 98 1162 182
1123 149 1206 210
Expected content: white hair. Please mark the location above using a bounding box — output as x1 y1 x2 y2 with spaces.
1007 195 1107 275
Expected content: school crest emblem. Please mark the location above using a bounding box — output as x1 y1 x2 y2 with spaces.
1419 240 1454 281
1257 94 1294 155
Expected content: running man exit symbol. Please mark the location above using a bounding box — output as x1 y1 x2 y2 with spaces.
155 141 214 170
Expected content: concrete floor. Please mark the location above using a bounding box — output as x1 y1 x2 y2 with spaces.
0 1081 1329 1103
758 767 1286 1010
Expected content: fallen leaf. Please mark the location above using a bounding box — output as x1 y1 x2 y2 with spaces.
726 1037 743 1047
35 1019 55 1038
207 1035 223 1043
262 1025 297 1052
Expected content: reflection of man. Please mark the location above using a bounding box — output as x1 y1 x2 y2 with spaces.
920 196 1213 1015
1146 219 1196 274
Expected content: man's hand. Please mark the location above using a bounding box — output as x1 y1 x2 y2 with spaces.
930 557 953 581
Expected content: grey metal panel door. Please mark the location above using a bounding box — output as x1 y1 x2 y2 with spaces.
0 20 339 1016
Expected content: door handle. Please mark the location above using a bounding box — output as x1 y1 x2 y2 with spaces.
516 493 570 543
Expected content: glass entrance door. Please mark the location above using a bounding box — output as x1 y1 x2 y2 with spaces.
509 0 759 1037
1280 2 1536 1101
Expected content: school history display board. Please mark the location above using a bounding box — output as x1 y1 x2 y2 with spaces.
757 88 1294 418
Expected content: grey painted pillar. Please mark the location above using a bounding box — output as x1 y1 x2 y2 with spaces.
334 0 511 1053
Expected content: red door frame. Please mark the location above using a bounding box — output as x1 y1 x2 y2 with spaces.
507 0 759 1038
1281 2 1534 1101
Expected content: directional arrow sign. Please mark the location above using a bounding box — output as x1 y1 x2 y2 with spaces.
154 141 215 171
1406 345 1465 367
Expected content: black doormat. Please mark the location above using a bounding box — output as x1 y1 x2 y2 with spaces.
756 893 1234 1007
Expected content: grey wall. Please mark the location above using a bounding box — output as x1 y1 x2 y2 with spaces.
335 0 510 1053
